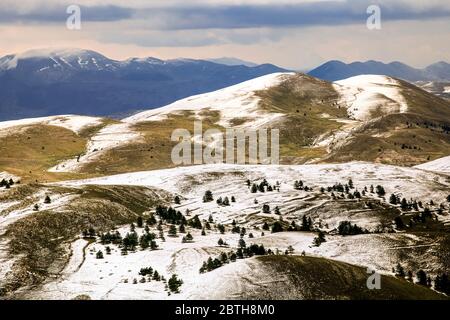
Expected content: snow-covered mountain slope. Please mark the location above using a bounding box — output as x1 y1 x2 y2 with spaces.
333 75 408 121
415 155 450 174
5 160 446 299
124 72 294 128
0 115 102 135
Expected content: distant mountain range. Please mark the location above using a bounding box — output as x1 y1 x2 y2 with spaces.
206 57 258 67
0 49 287 121
308 60 450 82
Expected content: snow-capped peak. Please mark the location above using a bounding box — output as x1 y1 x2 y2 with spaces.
0 48 115 71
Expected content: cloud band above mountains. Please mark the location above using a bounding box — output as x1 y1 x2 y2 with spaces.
1 0 449 29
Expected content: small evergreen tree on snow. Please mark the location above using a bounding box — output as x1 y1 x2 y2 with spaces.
271 221 283 233
44 195 51 204
96 250 104 259
313 231 326 247
174 195 181 204
217 224 225 234
185 232 193 242
203 190 214 202
262 204 270 214
168 225 177 237
348 178 354 189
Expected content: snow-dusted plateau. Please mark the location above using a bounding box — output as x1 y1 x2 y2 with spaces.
1 70 450 300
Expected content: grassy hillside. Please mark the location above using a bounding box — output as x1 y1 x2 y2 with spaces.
0 119 116 183
2 73 450 180
244 255 447 300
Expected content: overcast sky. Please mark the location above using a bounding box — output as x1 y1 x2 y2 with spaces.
0 0 449 69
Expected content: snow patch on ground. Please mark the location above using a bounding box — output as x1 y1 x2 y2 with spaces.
333 75 408 121
49 122 143 172
0 115 102 135
415 155 450 174
124 73 294 128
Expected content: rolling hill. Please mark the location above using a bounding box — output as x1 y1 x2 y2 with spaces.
1 72 450 183
309 60 450 82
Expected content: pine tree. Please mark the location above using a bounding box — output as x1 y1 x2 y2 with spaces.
348 178 354 189
137 216 143 228
262 222 270 231
217 224 225 234
231 196 236 202
203 190 214 202
313 231 326 247
394 263 405 277
139 234 150 249
401 198 409 211
168 225 177 237
223 197 230 206
389 194 398 205
416 270 427 286
150 240 158 250
274 206 281 215
44 195 51 204
271 221 283 233
251 184 258 193
407 270 413 282
147 214 157 225
96 250 104 259
218 238 224 246
174 195 181 204
185 232 193 242
375 185 386 197
238 238 246 249
262 204 270 214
